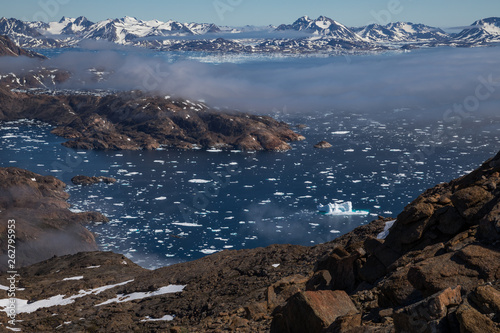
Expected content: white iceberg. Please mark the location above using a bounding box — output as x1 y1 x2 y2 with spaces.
317 201 369 216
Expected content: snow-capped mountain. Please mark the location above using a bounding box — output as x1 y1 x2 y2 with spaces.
454 17 500 44
52 16 220 43
47 16 95 35
0 16 221 46
354 22 449 43
276 15 365 42
0 15 499 53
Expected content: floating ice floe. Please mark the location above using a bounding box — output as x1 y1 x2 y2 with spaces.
200 249 219 255
188 179 212 184
172 222 202 227
317 202 369 216
377 220 396 240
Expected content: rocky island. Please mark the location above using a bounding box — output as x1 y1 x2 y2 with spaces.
0 35 305 152
1 151 500 332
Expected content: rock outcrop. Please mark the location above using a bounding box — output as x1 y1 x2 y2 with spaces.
314 141 333 149
0 167 107 271
0 84 305 151
71 175 117 186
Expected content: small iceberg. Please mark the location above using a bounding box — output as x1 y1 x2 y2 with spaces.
317 201 369 216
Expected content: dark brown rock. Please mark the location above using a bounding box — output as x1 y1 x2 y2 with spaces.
306 270 332 291
267 275 309 311
451 186 494 221
324 313 362 333
456 301 500 333
270 290 358 333
314 246 359 292
314 141 333 149
469 285 500 317
435 206 466 235
71 175 117 186
393 286 462 333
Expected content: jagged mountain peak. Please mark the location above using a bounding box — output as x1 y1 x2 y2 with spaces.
455 17 500 43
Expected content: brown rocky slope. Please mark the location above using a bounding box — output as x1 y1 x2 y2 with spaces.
0 34 45 58
0 167 108 271
1 154 500 332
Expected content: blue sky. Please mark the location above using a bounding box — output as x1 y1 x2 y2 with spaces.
4 0 500 28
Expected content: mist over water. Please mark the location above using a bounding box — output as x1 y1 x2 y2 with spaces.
24 45 500 114
2 46 500 268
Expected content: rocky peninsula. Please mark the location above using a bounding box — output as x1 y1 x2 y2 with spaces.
0 35 304 152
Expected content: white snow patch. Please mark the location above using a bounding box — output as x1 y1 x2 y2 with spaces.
377 220 396 240
96 285 186 306
0 280 134 314
141 315 175 322
63 276 84 281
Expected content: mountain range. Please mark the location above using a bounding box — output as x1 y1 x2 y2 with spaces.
0 15 499 53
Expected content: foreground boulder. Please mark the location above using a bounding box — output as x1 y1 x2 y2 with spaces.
270 290 358 333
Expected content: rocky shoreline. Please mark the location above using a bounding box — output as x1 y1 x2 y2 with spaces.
1 151 499 332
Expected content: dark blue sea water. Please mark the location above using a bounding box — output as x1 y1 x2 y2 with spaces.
1 108 498 269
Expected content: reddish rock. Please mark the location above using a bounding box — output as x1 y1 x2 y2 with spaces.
270 290 358 333
469 285 500 316
456 301 500 333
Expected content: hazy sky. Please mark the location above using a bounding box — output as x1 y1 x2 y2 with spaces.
4 0 500 28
